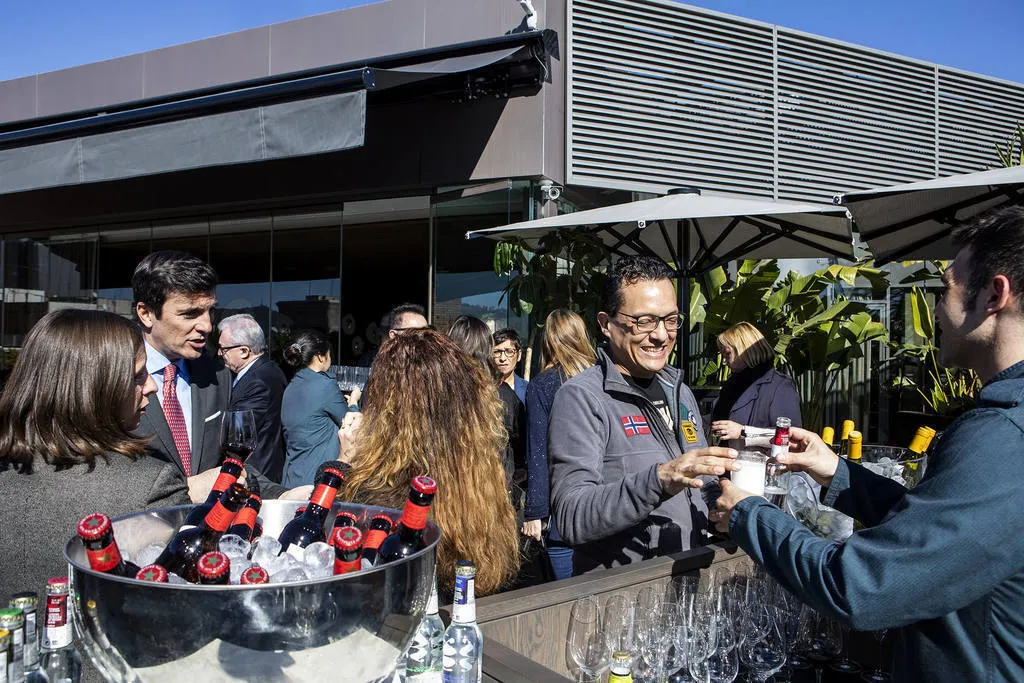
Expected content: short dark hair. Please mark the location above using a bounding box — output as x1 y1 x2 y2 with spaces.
388 303 426 329
283 329 331 369
447 315 494 372
951 205 1024 311
132 251 218 318
492 327 522 349
602 255 675 314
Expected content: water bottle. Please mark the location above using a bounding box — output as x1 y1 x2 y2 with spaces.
441 561 482 683
402 576 444 682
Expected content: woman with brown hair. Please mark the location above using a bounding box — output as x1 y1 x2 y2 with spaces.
338 328 519 597
0 309 190 601
522 309 597 580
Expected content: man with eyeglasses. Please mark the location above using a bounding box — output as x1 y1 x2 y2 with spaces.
492 328 529 404
549 255 738 575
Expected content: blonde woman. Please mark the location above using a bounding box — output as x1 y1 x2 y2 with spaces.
523 309 597 580
710 321 801 446
337 328 519 598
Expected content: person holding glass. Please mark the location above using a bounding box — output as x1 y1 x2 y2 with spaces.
712 206 1024 682
280 329 352 487
709 322 801 448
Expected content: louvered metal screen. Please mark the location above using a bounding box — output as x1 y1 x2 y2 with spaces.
568 0 1024 201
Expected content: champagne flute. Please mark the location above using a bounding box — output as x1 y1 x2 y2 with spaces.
220 409 256 462
860 629 891 682
567 596 608 682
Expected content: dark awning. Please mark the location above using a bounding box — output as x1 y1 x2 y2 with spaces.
0 31 551 196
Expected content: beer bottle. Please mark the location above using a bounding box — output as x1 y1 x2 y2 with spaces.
8 594 38 673
154 483 249 583
39 578 81 683
821 426 835 449
293 506 307 519
0 608 25 683
277 467 345 561
608 651 633 683
838 420 855 458
76 513 140 578
196 552 230 586
361 514 393 566
331 526 364 575
240 566 269 585
181 458 245 530
135 565 169 583
334 511 359 530
375 476 437 566
848 430 863 463
228 494 262 541
442 560 482 683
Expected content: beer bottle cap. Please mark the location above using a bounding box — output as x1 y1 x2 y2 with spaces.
240 566 269 585
47 577 70 594
77 512 112 540
135 565 169 583
411 475 438 495
370 513 393 528
331 526 364 551
334 511 358 526
197 551 230 580
322 467 345 481
248 494 263 504
223 458 245 469
9 593 37 610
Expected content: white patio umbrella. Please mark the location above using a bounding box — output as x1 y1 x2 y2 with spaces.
838 166 1024 264
465 188 852 368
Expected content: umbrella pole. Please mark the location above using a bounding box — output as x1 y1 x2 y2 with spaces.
677 219 690 375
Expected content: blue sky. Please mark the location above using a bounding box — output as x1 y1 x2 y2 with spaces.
0 0 1022 84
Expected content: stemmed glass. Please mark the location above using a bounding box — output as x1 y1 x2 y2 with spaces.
860 629 891 682
828 623 862 679
705 585 739 683
804 610 842 683
220 409 257 462
738 603 787 683
602 595 636 659
566 596 610 682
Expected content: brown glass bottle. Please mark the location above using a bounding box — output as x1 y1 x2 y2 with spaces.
197 551 230 585
277 467 345 560
77 513 141 578
240 566 269 585
135 565 169 583
331 526 364 574
334 511 359 529
181 458 245 529
154 483 249 583
228 494 262 541
375 476 437 565
361 514 394 565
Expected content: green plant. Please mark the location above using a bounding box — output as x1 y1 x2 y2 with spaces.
694 259 889 432
995 122 1024 167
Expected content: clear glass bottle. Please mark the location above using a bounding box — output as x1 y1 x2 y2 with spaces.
442 561 482 683
39 578 81 683
403 576 444 682
8 593 38 673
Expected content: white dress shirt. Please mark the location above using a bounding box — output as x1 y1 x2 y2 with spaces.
145 340 194 449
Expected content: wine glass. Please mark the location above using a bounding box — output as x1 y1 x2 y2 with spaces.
827 623 862 679
805 610 842 683
566 596 609 682
738 604 787 683
705 585 739 683
860 629 891 682
220 409 256 462
602 594 636 657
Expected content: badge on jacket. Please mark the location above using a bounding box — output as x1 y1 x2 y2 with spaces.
680 421 699 443
621 415 651 437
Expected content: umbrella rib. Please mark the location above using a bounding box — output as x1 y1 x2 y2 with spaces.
655 220 681 266
877 225 955 265
745 214 851 245
859 185 1024 239
603 225 659 260
698 215 745 268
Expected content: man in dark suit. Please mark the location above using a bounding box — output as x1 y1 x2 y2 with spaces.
217 313 287 482
132 251 285 500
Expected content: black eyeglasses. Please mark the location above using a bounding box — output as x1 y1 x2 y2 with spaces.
615 312 684 333
217 344 246 355
492 349 520 359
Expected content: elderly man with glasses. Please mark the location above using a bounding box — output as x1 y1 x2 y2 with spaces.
548 255 738 575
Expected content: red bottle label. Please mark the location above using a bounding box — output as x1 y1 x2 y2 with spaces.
309 483 338 509
400 500 429 531
334 558 361 574
232 505 258 531
85 541 123 572
364 529 388 550
212 471 238 492
205 501 235 531
45 594 67 628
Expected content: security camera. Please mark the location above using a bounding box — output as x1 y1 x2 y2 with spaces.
538 180 562 202
518 0 538 30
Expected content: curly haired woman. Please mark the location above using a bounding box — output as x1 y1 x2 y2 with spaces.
337 328 519 597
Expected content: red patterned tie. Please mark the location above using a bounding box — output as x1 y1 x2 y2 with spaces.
162 363 192 475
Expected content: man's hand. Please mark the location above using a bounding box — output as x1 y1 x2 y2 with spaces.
657 447 739 496
186 467 222 503
711 420 743 441
346 386 362 409
521 519 543 541
777 426 840 488
338 412 363 464
710 478 755 533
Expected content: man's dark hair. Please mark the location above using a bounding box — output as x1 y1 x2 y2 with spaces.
492 327 522 349
950 205 1024 311
388 303 426 329
601 255 675 314
132 250 218 318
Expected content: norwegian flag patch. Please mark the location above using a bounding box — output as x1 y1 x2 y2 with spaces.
621 415 651 437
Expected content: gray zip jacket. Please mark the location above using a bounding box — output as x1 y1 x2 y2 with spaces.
549 346 711 574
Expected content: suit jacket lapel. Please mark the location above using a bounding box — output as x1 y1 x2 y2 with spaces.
190 361 209 476
140 399 185 478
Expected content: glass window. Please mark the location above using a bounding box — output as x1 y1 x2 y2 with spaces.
209 216 271 340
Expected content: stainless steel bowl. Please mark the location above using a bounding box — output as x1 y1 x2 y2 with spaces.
64 500 440 683
862 444 928 488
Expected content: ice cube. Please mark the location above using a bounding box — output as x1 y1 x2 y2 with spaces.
230 561 253 585
135 543 166 567
251 537 282 566
219 534 251 562
270 567 306 584
302 542 334 578
167 573 188 585
262 552 290 577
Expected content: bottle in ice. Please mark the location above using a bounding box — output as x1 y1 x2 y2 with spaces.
277 467 345 560
197 551 231 585
848 430 863 463
838 419 855 458
331 526 364 574
76 513 140 578
39 578 81 683
240 566 270 585
442 560 482 683
228 494 262 541
821 426 835 449
375 475 437 565
153 482 249 583
361 514 393 565
135 565 169 583
9 592 39 673
403 575 444 682
181 457 244 529
333 510 359 530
